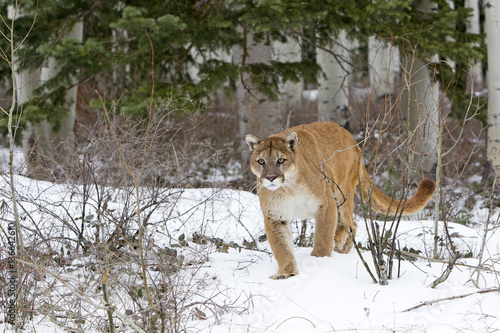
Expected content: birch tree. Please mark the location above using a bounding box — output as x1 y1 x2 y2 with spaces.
316 31 351 129
234 28 281 146
401 55 440 174
22 21 83 179
485 1 500 174
368 37 400 98
0 0 480 170
272 36 303 126
464 0 483 92
400 0 441 175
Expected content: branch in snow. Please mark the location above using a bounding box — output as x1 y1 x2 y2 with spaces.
403 287 500 312
17 258 148 333
397 249 500 275
429 251 459 289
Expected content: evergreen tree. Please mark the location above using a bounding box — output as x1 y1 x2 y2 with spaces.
0 0 483 135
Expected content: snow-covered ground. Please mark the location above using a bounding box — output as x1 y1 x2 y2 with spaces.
1 168 499 332
166 189 500 332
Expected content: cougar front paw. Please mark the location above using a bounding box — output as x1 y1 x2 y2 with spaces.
270 272 297 280
311 248 332 257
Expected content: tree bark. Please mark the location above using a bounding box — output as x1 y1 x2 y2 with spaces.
9 5 45 178
234 27 281 184
401 0 440 175
234 28 282 144
272 36 303 127
465 0 483 92
401 58 440 174
368 37 400 98
22 21 84 179
485 1 500 173
316 31 350 129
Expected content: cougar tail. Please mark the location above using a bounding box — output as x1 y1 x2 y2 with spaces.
358 164 436 216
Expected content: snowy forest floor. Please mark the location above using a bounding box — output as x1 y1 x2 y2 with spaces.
1 145 499 333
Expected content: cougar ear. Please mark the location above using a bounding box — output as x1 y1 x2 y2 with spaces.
245 134 260 151
283 132 298 151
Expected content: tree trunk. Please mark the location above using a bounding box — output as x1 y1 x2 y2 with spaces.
401 58 440 175
368 37 400 98
9 5 45 177
234 28 282 143
17 68 42 163
23 21 84 179
465 0 483 92
485 1 500 173
401 1 440 175
272 36 303 127
234 27 281 184
187 46 232 85
316 30 350 129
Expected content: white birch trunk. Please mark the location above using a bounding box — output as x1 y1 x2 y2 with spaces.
485 1 500 172
401 0 440 175
112 28 130 86
465 0 483 92
234 28 281 183
402 57 440 174
187 47 232 85
272 37 303 126
9 5 45 175
234 29 281 143
316 30 350 128
17 68 44 169
15 67 41 107
22 21 84 178
41 20 83 146
368 37 400 98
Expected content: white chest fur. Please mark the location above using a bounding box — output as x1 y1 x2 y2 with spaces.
265 189 321 221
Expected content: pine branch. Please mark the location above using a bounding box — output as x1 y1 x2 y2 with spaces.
291 28 355 74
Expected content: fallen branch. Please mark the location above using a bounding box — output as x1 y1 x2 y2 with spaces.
429 251 458 289
398 249 500 274
403 287 500 312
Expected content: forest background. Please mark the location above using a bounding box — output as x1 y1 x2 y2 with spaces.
1 0 498 182
1 0 500 332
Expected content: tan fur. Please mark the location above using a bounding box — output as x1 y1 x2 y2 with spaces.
246 121 436 279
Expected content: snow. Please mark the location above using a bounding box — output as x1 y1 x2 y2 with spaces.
1 172 499 332
0 146 25 175
302 90 318 101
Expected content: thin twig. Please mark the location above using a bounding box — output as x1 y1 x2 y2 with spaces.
17 258 148 333
351 231 378 284
396 249 500 274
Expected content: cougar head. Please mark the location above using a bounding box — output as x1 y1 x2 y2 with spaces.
245 132 298 191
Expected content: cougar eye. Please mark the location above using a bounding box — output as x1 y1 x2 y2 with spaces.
257 158 265 165
277 157 286 164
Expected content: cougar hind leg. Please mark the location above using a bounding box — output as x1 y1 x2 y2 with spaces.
334 196 357 254
311 203 337 257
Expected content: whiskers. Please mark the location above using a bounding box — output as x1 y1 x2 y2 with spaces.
253 182 262 193
280 179 300 195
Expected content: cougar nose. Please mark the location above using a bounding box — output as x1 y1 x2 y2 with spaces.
266 175 278 182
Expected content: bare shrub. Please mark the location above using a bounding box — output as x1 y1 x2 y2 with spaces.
0 98 248 331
